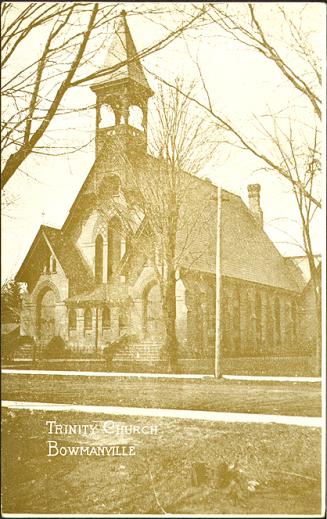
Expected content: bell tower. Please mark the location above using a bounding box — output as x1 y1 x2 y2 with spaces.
90 10 153 157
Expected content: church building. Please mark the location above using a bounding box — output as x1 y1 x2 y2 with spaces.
15 12 318 374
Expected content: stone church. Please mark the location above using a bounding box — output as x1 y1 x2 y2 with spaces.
15 12 318 373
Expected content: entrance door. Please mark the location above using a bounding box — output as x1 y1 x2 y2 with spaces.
38 289 56 347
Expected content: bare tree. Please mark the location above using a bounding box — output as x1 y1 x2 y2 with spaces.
203 3 322 120
98 80 220 371
144 3 322 366
1 2 207 189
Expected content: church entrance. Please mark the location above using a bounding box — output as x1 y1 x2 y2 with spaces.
37 288 56 347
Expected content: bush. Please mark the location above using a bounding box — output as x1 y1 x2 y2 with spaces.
103 334 130 369
43 336 69 359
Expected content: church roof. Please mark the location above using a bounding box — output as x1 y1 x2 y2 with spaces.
90 11 152 93
15 225 93 291
41 226 94 287
284 255 321 291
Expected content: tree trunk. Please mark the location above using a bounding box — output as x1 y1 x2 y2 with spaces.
163 268 178 373
314 285 321 376
307 255 321 376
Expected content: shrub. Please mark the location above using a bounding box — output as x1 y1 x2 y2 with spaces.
43 336 69 359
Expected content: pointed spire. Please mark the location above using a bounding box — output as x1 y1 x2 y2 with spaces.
91 10 152 93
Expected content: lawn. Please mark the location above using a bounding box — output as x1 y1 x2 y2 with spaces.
1 408 322 515
2 373 321 417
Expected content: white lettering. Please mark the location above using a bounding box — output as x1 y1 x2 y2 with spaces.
47 440 59 456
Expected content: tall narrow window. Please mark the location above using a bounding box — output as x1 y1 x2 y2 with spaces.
52 257 57 274
255 291 262 350
233 288 241 354
84 308 92 330
107 217 121 279
95 234 103 284
274 297 281 345
291 300 297 343
266 298 274 352
102 306 111 330
68 309 77 330
222 290 231 354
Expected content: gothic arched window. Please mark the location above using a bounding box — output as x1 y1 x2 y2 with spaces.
102 306 111 329
84 308 92 330
68 309 77 330
274 297 281 344
52 257 57 274
95 234 103 284
233 288 241 354
255 291 262 350
291 299 297 342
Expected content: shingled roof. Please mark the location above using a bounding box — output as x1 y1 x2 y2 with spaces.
90 11 152 93
220 193 301 292
172 170 301 293
16 225 93 291
41 226 94 287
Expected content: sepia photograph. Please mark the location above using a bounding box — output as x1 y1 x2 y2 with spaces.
1 1 325 516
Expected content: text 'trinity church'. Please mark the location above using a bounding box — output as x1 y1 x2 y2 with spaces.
15 12 319 374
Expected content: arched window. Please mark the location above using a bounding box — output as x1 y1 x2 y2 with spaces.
222 289 231 354
95 234 103 284
207 285 216 346
232 288 241 354
84 308 92 330
266 297 274 352
255 291 262 350
99 104 115 128
52 257 57 274
128 105 144 131
274 297 281 344
291 299 297 342
110 175 120 196
107 217 121 279
68 309 77 330
102 306 111 329
44 256 51 275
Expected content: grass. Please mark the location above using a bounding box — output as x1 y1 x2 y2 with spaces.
2 373 321 416
1 408 322 515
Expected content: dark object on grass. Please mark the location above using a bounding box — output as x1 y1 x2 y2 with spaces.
2 331 36 361
43 336 69 359
190 462 209 487
103 334 130 370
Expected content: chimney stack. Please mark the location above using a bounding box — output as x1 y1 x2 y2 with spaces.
247 184 263 228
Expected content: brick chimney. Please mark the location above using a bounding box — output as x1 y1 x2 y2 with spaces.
247 184 263 228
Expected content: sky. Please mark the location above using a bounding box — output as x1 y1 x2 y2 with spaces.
1 2 325 282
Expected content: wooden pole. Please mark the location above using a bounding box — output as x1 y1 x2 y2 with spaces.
95 306 99 354
215 185 222 378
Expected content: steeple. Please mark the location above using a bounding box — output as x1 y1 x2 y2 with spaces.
90 10 153 157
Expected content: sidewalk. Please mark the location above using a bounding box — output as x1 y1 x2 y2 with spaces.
1 368 321 382
2 400 322 427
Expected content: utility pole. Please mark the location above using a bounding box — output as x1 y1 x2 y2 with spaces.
215 185 222 378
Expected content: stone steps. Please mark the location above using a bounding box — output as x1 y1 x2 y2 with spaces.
114 341 162 362
14 343 34 360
